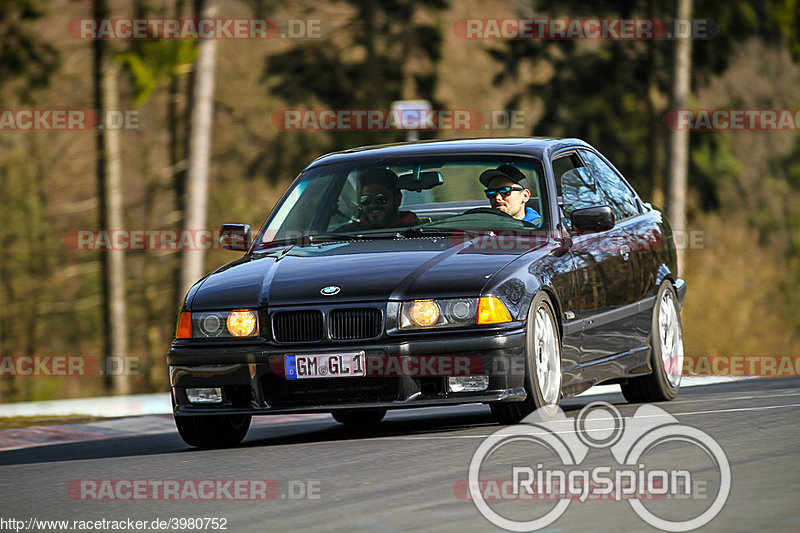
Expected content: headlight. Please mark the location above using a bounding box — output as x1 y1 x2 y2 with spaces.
175 309 260 339
400 298 482 329
399 297 513 329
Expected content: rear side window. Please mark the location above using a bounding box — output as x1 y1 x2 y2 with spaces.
579 150 640 220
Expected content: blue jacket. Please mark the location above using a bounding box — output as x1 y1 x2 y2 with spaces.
524 207 542 227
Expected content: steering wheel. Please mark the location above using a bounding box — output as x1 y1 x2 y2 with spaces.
461 207 518 219
331 201 361 225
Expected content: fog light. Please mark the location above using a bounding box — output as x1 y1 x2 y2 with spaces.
227 309 258 337
409 300 440 327
447 376 489 392
186 387 222 404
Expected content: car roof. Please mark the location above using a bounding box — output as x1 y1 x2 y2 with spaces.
304 137 593 170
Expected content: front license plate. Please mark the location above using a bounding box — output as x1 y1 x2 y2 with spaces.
285 352 366 380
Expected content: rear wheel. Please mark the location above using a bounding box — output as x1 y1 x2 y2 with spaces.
621 281 684 403
491 292 562 425
331 408 387 425
174 414 251 448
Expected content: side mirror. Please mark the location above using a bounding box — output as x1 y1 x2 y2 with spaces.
220 223 251 251
570 206 614 231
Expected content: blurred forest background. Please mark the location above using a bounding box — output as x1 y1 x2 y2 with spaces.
1 0 800 401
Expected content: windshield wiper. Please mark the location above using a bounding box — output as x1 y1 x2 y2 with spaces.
268 228 472 246
307 231 402 243
402 227 476 237
254 229 423 250
253 234 374 250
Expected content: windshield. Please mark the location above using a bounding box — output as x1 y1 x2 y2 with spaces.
256 155 548 247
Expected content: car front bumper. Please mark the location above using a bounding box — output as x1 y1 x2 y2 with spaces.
168 327 528 416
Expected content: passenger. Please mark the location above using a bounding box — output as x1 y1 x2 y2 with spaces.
479 164 542 226
338 168 418 231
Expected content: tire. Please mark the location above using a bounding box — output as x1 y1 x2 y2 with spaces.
621 281 684 403
491 292 562 425
331 408 386 425
174 414 252 448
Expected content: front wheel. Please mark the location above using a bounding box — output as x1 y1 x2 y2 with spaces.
174 414 252 448
491 292 562 425
621 281 684 403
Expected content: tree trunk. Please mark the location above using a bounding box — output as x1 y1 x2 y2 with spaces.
102 60 130 394
180 0 218 296
93 0 129 394
666 0 693 275
646 0 664 208
171 0 189 308
362 0 378 108
93 0 113 391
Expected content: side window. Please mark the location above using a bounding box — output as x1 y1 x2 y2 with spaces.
553 153 603 220
579 150 640 220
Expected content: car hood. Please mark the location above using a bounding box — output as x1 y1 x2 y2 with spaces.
189 236 544 309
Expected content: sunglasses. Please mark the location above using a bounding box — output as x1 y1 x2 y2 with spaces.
484 186 524 198
360 193 390 207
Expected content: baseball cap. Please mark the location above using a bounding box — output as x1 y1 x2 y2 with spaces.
360 168 400 190
479 164 529 189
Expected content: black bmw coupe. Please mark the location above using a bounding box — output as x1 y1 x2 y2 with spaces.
167 138 686 447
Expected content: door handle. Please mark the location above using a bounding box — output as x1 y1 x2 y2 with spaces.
619 244 631 261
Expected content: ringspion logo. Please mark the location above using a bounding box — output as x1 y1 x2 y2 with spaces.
465 402 730 531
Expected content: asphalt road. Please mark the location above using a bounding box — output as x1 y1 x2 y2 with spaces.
1 377 798 532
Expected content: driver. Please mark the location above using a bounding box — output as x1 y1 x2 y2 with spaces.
338 168 419 231
479 164 542 227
